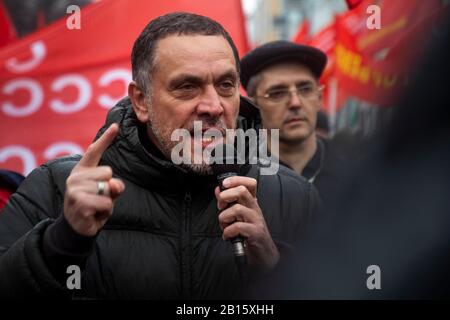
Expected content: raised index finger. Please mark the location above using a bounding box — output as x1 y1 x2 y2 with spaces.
77 123 119 168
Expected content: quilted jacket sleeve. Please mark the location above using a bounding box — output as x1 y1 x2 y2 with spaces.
0 164 69 298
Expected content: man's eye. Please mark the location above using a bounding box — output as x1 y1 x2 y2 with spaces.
178 84 196 91
173 83 199 99
298 85 314 95
217 81 236 96
268 90 287 99
220 81 234 88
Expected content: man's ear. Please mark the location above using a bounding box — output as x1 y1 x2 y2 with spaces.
128 81 149 123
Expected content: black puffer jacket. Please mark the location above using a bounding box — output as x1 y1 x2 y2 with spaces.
0 98 319 299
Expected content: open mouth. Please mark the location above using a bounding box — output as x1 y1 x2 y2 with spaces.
200 135 218 147
189 127 225 148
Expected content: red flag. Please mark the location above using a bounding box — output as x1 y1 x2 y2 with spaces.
345 0 364 10
293 19 338 112
0 2 16 48
293 20 310 44
0 0 249 175
334 0 449 108
309 20 337 80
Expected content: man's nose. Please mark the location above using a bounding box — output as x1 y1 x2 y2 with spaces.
288 89 302 110
196 85 224 117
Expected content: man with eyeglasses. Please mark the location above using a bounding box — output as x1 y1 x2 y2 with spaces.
240 40 344 201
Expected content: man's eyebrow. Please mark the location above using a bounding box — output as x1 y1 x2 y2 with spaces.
266 83 289 92
168 74 204 89
266 79 315 92
296 80 315 86
168 70 239 89
215 70 238 83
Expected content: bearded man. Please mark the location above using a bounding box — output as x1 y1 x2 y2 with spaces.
0 12 319 299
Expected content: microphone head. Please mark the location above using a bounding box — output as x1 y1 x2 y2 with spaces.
209 143 241 176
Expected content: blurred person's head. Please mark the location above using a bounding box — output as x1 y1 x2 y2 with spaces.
128 12 241 175
240 41 327 147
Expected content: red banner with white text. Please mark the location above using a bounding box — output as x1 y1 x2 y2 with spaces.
0 0 249 176
294 0 449 135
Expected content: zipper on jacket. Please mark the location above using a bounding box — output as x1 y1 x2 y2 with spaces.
180 191 192 299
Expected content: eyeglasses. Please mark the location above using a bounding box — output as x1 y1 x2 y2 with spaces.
256 84 324 103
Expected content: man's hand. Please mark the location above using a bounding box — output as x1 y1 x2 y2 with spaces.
215 176 280 271
64 123 125 237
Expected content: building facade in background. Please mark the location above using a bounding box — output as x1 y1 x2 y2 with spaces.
244 0 347 46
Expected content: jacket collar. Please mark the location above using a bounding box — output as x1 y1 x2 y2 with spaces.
302 137 327 181
278 137 328 182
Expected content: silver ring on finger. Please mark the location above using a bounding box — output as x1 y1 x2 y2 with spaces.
97 181 106 196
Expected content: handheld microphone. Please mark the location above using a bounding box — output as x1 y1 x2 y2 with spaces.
210 144 247 264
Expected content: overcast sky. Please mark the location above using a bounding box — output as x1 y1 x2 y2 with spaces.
242 0 259 16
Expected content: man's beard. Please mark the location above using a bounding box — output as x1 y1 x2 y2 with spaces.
147 107 226 176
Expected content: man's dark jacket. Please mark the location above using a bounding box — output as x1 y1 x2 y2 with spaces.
0 98 319 299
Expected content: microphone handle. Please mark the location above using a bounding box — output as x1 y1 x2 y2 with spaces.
217 172 246 258
217 172 248 285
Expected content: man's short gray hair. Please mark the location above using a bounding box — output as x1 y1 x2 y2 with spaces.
131 12 241 96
